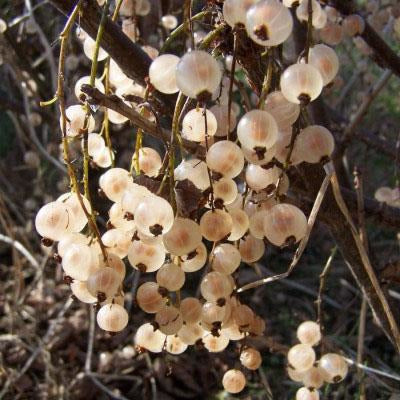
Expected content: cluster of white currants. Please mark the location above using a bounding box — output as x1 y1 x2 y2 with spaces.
287 321 348 400
33 0 355 396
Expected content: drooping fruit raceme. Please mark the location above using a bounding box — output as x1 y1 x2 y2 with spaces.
280 63 323 105
246 0 293 47
176 50 222 100
263 204 308 246
149 54 180 94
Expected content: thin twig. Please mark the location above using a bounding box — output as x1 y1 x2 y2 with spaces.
316 247 338 328
342 69 392 143
0 298 73 398
0 233 39 269
330 165 400 353
237 167 333 293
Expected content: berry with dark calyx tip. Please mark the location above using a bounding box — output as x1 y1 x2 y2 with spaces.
298 93 311 106
185 249 198 261
254 24 269 41
97 291 107 303
158 286 169 297
150 321 160 331
284 235 297 248
53 253 62 263
135 345 146 354
265 183 276 194
216 298 226 307
124 211 134 221
136 263 147 273
149 223 163 236
131 231 140 241
63 275 73 285
211 171 223 181
213 198 225 209
194 338 205 350
254 146 267 160
106 221 115 230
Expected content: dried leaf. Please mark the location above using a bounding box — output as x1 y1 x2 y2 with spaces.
380 260 400 284
133 174 169 200
174 179 203 218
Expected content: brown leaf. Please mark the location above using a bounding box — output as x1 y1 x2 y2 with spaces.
133 174 169 200
380 260 400 284
174 179 203 218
